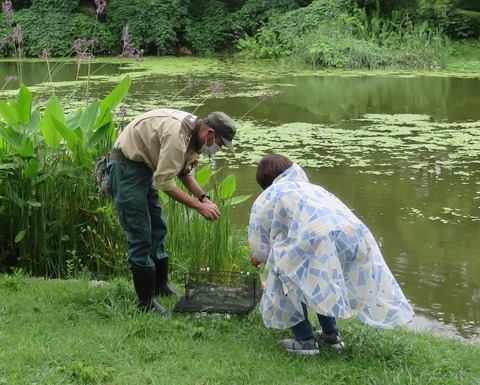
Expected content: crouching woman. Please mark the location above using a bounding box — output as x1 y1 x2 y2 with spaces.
248 154 415 355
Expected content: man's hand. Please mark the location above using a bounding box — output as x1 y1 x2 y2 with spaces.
197 200 221 221
164 185 220 221
176 174 221 221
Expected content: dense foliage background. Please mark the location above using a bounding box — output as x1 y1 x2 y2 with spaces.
1 0 479 60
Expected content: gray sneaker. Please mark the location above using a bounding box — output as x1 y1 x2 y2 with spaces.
314 330 346 350
282 337 320 355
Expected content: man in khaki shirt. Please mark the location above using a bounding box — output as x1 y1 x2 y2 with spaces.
108 108 237 316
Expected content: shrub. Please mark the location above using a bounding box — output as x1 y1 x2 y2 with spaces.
442 9 480 38
232 0 312 35
184 0 233 55
235 0 348 59
104 0 188 56
15 10 105 57
235 0 449 69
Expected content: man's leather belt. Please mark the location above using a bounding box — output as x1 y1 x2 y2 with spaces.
109 148 128 162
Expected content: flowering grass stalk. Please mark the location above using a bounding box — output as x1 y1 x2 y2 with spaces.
191 82 225 114
170 77 202 103
71 38 100 103
94 0 106 15
119 25 144 61
0 74 18 91
40 49 55 93
2 0 23 83
240 90 282 118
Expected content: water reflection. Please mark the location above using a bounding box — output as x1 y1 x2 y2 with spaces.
1 60 125 90
196 75 480 124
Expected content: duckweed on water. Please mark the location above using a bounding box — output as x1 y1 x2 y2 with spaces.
232 114 479 179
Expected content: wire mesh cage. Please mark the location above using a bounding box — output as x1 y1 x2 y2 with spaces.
173 269 259 315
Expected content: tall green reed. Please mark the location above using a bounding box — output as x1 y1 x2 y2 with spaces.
162 163 251 275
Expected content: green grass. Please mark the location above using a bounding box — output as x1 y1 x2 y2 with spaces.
447 39 480 72
1 273 479 385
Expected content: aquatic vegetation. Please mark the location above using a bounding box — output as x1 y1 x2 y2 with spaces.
234 113 479 178
0 74 18 91
162 163 252 274
0 79 131 277
240 90 282 119
406 206 480 224
119 25 144 61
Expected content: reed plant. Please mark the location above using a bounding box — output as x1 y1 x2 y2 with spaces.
162 163 252 276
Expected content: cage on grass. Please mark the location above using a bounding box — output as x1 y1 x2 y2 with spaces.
173 269 259 315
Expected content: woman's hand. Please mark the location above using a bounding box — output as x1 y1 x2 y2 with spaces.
250 256 262 268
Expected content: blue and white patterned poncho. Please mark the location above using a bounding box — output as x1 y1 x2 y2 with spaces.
248 164 415 330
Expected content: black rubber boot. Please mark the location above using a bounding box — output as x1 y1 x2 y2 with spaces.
131 268 170 317
154 258 178 297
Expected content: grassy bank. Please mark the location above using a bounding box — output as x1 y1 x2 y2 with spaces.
447 39 480 72
0 273 478 385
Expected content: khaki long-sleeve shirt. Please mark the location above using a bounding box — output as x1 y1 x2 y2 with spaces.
113 108 200 191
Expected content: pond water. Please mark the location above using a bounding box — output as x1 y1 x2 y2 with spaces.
1 58 479 343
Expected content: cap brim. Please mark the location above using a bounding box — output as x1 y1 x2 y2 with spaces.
221 137 235 153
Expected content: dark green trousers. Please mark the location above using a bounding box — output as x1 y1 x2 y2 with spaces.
108 158 168 269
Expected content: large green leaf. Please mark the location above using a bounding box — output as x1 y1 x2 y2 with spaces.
28 110 41 133
73 126 85 141
0 162 15 170
219 174 236 199
224 194 253 206
15 230 26 243
9 190 25 209
18 137 34 157
0 123 21 150
80 99 100 132
96 107 113 132
100 75 131 112
195 164 213 186
40 95 64 147
66 109 83 130
77 145 90 165
50 115 79 150
87 121 111 148
24 157 40 178
26 199 41 207
16 84 32 125
0 101 16 125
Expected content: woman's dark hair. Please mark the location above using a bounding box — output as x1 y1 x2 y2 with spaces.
256 154 293 190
